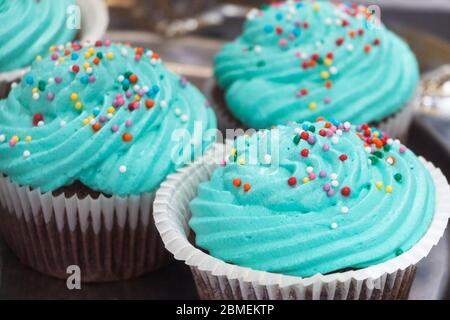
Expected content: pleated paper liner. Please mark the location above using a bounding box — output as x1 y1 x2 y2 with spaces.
0 176 172 283
0 0 109 99
204 79 419 142
154 143 450 300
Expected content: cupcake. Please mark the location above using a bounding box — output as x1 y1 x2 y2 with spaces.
0 41 217 282
0 0 109 98
212 1 419 139
154 119 449 300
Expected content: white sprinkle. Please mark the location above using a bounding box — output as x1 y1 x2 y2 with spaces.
121 48 128 56
395 139 401 145
23 150 30 158
47 78 54 84
254 45 262 53
86 67 93 74
32 93 40 100
60 120 67 127
365 147 372 153
330 222 338 229
325 18 333 25
174 108 182 116
150 58 158 65
181 114 189 123
344 121 351 129
133 85 140 92
37 121 44 127
11 82 18 89
387 138 394 145
306 166 314 173
330 173 338 180
330 66 338 75
341 206 349 214
294 128 302 134
142 86 150 93
107 113 113 120
336 129 343 136
387 158 394 165
347 44 354 52
89 119 96 125
331 180 339 187
0 134 6 143
119 165 127 173
331 136 339 144
160 100 168 108
264 154 272 164
117 75 125 82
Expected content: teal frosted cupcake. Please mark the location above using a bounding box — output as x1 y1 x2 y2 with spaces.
154 119 449 300
213 1 419 139
0 41 217 282
0 0 108 97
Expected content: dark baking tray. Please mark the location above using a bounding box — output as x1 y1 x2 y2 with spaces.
1 21 450 299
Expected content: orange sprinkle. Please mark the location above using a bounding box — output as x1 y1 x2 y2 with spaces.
243 183 251 192
146 99 155 109
93 57 100 65
92 123 101 132
122 133 133 142
233 179 242 187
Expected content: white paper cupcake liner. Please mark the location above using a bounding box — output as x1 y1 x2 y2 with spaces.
204 79 418 141
154 143 450 300
0 176 171 282
0 0 109 98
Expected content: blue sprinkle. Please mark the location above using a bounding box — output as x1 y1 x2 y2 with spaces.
25 75 34 85
292 28 301 37
71 53 79 60
122 79 130 86
80 75 89 84
275 12 283 21
264 25 274 33
302 124 310 130
152 85 160 93
330 118 340 126
93 108 101 116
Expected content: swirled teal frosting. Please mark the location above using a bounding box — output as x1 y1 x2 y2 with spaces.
214 1 419 128
190 120 435 277
0 42 217 196
0 0 77 73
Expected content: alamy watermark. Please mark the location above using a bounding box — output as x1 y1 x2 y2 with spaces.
66 4 81 30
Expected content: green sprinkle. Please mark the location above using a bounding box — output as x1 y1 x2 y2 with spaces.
293 134 301 145
395 248 404 256
38 80 46 92
257 60 266 68
373 151 383 159
122 84 130 91
394 173 403 182
383 144 391 152
96 52 103 59
369 156 378 165
308 126 316 133
125 71 133 78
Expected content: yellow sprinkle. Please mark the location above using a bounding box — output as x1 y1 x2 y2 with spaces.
134 95 141 101
58 57 65 63
238 158 246 165
75 102 83 110
32 88 39 94
49 46 55 52
25 136 32 142
230 148 237 156
12 135 19 142
70 93 78 101
324 58 333 66
83 62 90 70
373 131 379 138
375 181 383 189
84 52 92 59
308 102 317 110
303 177 310 184
107 106 115 114
82 118 90 126
106 52 114 59
386 185 393 193
313 3 320 11
36 55 42 61
88 48 95 54
321 71 330 79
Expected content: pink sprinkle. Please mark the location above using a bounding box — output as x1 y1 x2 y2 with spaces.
99 116 106 123
117 99 125 106
111 125 119 132
323 183 331 191
307 136 316 145
327 190 335 197
323 143 330 152
326 130 334 137
220 159 227 167
51 53 58 61
89 76 96 83
319 170 327 178
125 90 133 98
309 173 316 180
279 38 288 47
47 93 54 101
125 119 133 127
104 39 111 46
55 77 62 84
324 97 331 104
399 146 406 153
9 139 16 147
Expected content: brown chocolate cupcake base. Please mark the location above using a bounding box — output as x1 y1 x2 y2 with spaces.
0 177 172 282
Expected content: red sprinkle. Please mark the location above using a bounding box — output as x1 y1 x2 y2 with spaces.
288 177 297 186
341 187 351 197
129 74 138 84
339 154 348 161
300 131 309 140
32 113 44 126
72 65 80 73
336 37 344 46
301 149 309 157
